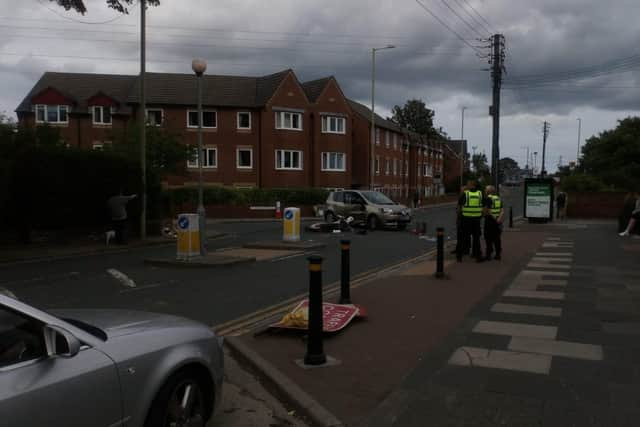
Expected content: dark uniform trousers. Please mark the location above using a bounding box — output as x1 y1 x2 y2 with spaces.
459 217 482 259
484 216 502 258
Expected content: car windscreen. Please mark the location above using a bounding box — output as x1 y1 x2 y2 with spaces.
360 191 395 205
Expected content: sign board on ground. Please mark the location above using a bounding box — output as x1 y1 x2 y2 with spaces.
524 178 554 221
271 300 360 332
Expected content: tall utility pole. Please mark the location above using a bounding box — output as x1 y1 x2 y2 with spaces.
541 121 550 177
139 0 147 240
370 45 395 190
489 34 505 192
460 106 467 189
576 118 582 163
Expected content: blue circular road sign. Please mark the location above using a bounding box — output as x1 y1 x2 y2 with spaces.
178 216 190 230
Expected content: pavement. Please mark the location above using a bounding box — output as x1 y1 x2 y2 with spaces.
225 219 640 427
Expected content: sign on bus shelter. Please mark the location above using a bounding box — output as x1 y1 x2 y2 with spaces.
524 178 554 223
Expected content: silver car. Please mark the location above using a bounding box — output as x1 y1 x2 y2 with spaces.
324 190 412 230
0 294 224 427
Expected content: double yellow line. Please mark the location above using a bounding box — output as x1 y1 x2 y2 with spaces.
213 247 439 337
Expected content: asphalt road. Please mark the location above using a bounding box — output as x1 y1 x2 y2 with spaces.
0 187 523 327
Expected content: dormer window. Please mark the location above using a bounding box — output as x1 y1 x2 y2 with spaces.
35 104 68 124
93 106 112 125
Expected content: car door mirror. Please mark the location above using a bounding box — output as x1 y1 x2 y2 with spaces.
44 325 81 358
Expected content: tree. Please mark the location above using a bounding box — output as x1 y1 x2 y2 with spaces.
110 123 194 180
580 116 640 191
499 157 520 182
472 152 490 180
390 99 438 138
49 0 159 14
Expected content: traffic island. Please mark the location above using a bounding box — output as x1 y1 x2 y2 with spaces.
144 253 255 268
243 240 326 251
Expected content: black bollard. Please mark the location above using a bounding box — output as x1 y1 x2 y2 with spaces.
304 255 326 366
509 207 513 228
339 240 351 304
435 227 445 278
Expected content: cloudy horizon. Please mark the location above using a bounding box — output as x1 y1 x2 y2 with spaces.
2 0 639 171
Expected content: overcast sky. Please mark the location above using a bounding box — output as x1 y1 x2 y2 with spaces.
2 0 639 171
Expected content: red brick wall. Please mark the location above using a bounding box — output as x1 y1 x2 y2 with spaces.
311 79 352 190
566 192 627 218
260 72 312 188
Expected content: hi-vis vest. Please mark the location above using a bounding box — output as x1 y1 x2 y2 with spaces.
462 190 483 217
488 194 502 217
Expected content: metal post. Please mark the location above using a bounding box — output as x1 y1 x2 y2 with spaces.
339 240 351 304
196 72 206 256
435 227 445 278
370 48 376 191
509 206 513 228
139 0 147 240
460 107 466 190
305 256 326 366
576 118 582 163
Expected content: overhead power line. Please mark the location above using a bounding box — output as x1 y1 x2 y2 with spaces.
450 0 492 36
438 0 487 39
413 0 485 57
460 0 497 33
505 53 640 85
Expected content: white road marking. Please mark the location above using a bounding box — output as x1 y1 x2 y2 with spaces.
535 252 573 257
107 268 136 288
448 346 552 374
508 337 603 361
503 289 565 300
527 263 571 270
491 303 562 317
473 320 558 339
522 270 570 277
531 257 573 263
542 242 574 248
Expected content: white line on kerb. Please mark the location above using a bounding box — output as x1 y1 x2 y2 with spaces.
107 268 136 288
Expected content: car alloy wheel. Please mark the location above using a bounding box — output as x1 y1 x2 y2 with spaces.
166 379 205 427
368 215 379 230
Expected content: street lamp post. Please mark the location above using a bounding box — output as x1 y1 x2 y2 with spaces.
370 45 395 190
460 106 466 189
533 151 538 176
576 118 582 163
192 58 207 256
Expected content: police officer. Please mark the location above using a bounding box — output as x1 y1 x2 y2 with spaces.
483 185 504 260
457 180 484 262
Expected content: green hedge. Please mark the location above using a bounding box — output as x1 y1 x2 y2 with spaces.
3 145 162 239
165 187 329 208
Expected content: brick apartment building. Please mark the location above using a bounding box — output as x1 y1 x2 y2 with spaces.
16 69 447 203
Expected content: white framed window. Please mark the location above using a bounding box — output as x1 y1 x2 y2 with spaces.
385 131 390 148
393 159 398 176
237 112 251 130
275 149 303 170
92 106 112 125
146 109 163 126
35 104 68 124
188 146 217 169
187 110 217 128
236 148 253 169
275 111 302 131
375 128 380 145
321 116 346 134
375 156 380 175
405 160 409 176
385 158 390 175
321 152 346 171
92 141 112 151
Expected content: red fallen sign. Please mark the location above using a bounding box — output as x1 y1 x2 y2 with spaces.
271 300 362 332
